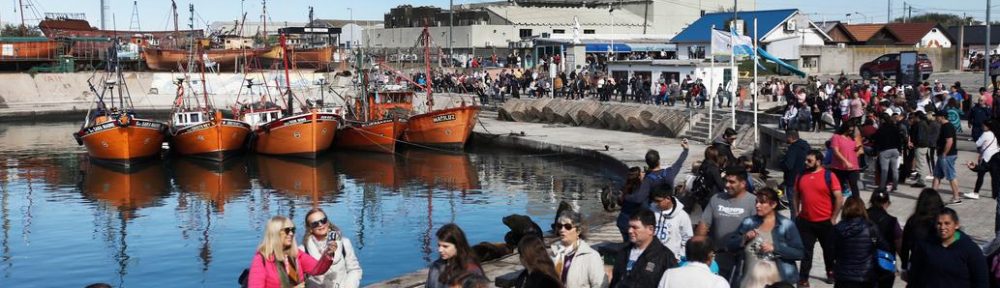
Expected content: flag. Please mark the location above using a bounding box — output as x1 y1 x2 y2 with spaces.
711 29 753 57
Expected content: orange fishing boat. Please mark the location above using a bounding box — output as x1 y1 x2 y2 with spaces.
172 158 250 212
334 88 411 153
238 34 340 158
73 63 168 164
168 59 251 160
401 26 479 149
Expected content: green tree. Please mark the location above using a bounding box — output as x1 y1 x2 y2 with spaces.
892 13 980 26
0 24 43 37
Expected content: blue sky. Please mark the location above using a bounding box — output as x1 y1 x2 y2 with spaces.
1 0 989 30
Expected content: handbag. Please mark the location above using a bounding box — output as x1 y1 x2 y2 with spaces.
877 249 897 272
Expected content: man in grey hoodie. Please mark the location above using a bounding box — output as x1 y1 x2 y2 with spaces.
650 185 694 261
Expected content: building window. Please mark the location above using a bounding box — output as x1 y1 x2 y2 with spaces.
553 29 565 34
802 56 819 68
519 29 533 38
584 29 595 34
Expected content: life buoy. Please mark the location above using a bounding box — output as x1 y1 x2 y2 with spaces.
116 114 131 127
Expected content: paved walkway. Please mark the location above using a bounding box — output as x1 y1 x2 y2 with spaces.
371 116 998 288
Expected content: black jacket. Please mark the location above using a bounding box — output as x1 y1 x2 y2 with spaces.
611 239 677 288
873 123 904 152
712 137 737 165
699 160 725 197
909 231 989 288
867 207 900 254
833 217 879 283
781 139 811 184
515 270 562 288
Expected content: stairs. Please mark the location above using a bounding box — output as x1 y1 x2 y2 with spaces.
683 109 733 144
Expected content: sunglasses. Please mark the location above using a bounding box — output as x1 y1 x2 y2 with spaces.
551 223 575 231
281 227 296 235
309 217 329 229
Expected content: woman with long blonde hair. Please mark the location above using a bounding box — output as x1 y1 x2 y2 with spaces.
249 216 337 288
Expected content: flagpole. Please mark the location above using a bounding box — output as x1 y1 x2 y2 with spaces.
709 25 715 140
753 16 759 146
730 1 738 129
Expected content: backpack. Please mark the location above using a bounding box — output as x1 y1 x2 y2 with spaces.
682 166 714 213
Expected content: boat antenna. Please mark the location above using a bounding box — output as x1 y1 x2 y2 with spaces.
172 0 179 47
280 33 293 115
421 24 434 110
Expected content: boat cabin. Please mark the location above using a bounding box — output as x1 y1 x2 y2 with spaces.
360 90 414 121
172 111 208 127
242 109 284 128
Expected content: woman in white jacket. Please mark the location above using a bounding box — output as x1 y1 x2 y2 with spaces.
550 211 609 288
300 208 363 288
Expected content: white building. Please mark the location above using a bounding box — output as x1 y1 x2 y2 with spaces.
672 9 830 61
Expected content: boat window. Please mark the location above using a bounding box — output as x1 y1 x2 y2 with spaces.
191 113 201 122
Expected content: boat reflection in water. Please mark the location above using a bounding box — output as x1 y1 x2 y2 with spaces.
253 155 341 206
79 160 170 218
333 152 403 190
401 149 480 191
172 157 251 212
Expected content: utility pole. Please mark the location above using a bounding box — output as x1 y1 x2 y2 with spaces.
129 1 141 31
887 0 891 23
987 0 992 88
449 0 454 58
100 0 107 29
642 0 649 34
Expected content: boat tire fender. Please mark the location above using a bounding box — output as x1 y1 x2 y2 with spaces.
116 114 131 127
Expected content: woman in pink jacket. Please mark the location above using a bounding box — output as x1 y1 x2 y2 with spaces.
249 216 336 288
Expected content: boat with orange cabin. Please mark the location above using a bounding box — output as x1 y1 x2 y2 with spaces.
334 85 411 153
401 27 479 149
236 34 340 158
167 44 251 161
73 59 168 164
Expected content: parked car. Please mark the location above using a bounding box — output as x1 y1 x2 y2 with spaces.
859 52 932 80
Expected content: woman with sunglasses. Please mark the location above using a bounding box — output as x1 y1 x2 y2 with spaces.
299 208 363 288
427 223 483 288
249 216 336 288
550 211 608 288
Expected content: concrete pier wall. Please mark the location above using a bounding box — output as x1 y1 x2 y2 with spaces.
497 98 690 137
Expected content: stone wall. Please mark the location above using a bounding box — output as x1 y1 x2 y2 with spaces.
497 98 690 137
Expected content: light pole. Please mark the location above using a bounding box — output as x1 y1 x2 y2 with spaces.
987 0 992 88
348 8 353 50
609 4 615 59
846 12 870 24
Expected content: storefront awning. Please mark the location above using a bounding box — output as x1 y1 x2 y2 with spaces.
585 43 632 53
627 43 677 52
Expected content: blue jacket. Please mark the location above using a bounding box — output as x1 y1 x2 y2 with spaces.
622 149 688 215
729 214 805 283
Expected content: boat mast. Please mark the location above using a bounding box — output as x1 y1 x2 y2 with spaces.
280 33 293 115
18 0 26 35
261 0 268 46
422 25 434 110
191 4 211 112
172 0 179 47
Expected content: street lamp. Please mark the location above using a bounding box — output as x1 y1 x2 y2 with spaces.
846 12 870 24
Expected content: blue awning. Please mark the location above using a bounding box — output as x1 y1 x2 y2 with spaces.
627 43 677 52
585 43 632 53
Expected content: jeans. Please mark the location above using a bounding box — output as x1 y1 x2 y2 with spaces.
934 155 958 181
796 218 836 282
912 147 930 185
831 169 861 200
616 212 630 242
878 149 900 190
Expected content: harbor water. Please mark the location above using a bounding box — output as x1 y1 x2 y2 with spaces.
0 121 621 287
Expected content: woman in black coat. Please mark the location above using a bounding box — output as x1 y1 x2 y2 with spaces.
833 197 881 288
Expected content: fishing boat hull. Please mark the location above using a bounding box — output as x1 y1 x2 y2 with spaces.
143 47 261 71
0 39 59 60
75 116 168 164
261 45 333 69
170 119 252 161
334 118 405 154
252 111 340 158
404 106 479 149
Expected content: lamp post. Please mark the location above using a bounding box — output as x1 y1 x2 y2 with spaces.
347 8 354 50
609 4 615 59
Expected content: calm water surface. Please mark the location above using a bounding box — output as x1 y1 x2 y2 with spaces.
0 121 621 287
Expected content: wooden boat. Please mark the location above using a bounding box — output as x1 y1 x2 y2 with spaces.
38 17 202 42
172 157 250 212
254 155 339 206
261 45 333 69
392 26 480 150
79 159 169 218
335 118 406 153
73 64 169 164
0 37 59 59
168 63 252 160
238 34 340 158
143 47 262 71
404 105 479 149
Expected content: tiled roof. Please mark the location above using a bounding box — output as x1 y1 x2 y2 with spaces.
843 24 885 42
884 22 940 45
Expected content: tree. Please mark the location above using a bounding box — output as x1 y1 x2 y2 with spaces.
0 24 43 37
892 13 980 26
